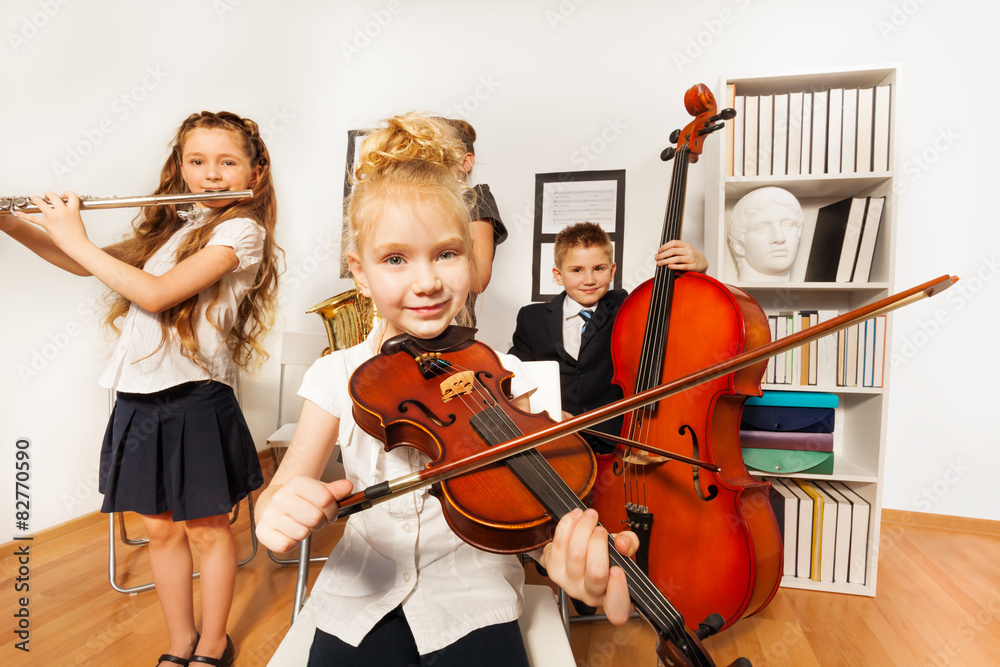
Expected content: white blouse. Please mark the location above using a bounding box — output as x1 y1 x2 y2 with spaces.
99 215 264 393
298 322 538 654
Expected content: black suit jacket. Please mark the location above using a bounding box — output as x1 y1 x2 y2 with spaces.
508 289 628 453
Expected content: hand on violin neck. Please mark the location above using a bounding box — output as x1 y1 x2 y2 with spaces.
537 508 638 625
254 476 353 553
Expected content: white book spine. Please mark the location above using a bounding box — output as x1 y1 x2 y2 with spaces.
873 84 892 172
827 88 844 174
758 93 774 177
773 93 789 176
733 94 745 177
856 87 874 172
841 88 858 173
817 310 839 387
810 90 828 175
836 197 869 283
744 95 759 177
787 92 804 176
800 92 813 174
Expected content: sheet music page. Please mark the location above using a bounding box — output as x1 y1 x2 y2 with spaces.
541 179 618 233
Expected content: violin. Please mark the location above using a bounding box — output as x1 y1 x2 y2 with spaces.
347 326 747 667
590 83 782 631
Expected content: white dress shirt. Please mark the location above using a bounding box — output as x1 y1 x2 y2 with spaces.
298 322 537 653
561 295 592 360
99 215 264 393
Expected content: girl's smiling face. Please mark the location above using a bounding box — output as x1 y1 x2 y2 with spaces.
349 198 471 340
180 128 259 209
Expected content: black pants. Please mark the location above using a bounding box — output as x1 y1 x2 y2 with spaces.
306 605 530 667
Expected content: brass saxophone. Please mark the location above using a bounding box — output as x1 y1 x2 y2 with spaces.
307 288 378 353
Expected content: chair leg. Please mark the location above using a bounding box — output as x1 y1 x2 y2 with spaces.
117 511 148 546
291 533 312 624
236 493 258 568
108 494 258 594
557 588 570 636
108 513 156 594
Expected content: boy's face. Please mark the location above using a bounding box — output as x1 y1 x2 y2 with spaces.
552 245 616 308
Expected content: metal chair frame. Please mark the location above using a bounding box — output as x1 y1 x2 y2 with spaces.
108 497 259 594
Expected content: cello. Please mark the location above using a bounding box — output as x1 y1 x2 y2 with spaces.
589 83 783 631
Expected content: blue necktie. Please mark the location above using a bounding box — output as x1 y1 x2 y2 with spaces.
579 309 593 334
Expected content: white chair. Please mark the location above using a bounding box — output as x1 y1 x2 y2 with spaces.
266 331 344 572
265 360 576 665
266 331 335 471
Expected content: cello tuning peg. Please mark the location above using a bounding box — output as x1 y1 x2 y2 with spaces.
660 146 676 162
669 129 681 143
695 612 724 639
699 122 725 136
712 108 737 121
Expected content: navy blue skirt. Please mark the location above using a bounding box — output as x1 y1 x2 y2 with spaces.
99 380 263 521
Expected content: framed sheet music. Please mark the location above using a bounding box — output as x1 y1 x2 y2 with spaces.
531 169 626 301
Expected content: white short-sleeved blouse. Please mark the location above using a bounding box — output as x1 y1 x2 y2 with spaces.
99 215 264 393
298 322 537 654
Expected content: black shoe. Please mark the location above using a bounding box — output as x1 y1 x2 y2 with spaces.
190 635 235 667
157 632 199 666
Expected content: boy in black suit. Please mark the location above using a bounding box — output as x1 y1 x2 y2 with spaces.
509 222 707 454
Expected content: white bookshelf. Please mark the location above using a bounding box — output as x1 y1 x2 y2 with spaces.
704 66 898 597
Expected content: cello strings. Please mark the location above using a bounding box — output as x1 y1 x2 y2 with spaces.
417 356 697 655
630 144 690 511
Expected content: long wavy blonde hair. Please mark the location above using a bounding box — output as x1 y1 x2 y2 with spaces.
103 111 282 372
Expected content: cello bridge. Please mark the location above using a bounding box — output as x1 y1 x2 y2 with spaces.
622 450 669 466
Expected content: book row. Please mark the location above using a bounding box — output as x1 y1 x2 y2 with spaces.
768 478 870 585
729 85 892 178
804 195 885 284
763 311 886 389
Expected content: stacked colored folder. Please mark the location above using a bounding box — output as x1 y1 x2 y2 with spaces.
740 392 837 475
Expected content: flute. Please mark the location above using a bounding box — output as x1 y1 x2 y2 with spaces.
0 190 253 214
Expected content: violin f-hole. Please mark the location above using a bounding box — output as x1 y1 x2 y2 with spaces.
398 399 456 428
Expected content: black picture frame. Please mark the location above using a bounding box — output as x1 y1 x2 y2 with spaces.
531 169 626 301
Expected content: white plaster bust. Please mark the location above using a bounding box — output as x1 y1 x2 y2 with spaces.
728 187 804 282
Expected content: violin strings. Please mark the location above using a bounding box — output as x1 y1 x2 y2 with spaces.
421 357 695 653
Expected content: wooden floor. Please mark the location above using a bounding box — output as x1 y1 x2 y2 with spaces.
4 477 1000 666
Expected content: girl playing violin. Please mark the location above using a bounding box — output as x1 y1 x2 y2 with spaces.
254 113 638 666
0 111 280 667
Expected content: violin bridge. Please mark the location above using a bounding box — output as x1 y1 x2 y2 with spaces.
440 370 475 402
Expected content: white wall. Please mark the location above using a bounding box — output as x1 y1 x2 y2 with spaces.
2 0 997 532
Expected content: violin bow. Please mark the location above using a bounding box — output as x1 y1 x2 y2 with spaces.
337 274 958 519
